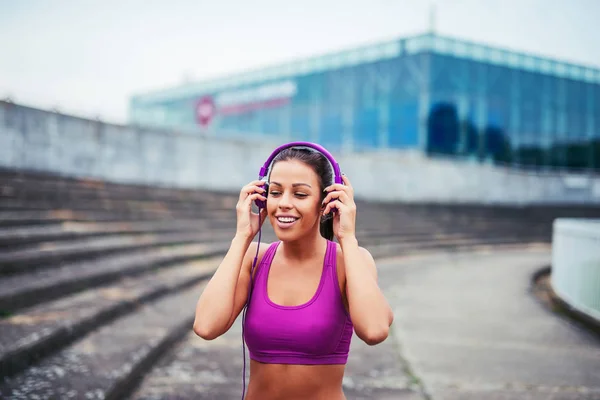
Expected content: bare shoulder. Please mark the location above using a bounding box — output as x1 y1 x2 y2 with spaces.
333 242 378 306
333 241 375 262
334 242 377 279
244 241 275 278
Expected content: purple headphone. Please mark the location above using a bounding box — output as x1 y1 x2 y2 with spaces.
254 141 343 209
240 141 342 399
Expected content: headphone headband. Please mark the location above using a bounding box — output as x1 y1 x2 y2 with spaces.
258 141 343 184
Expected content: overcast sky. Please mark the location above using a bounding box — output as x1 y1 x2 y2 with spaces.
1 0 599 124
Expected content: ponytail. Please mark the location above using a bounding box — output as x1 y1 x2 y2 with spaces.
320 214 334 241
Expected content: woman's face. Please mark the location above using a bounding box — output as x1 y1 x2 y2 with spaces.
266 160 323 241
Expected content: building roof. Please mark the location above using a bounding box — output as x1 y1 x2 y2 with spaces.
131 32 600 105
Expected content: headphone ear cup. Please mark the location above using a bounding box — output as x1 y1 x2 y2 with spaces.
254 182 269 209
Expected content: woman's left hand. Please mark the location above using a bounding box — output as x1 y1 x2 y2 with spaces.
322 175 357 242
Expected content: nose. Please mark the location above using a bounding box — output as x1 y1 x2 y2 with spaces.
277 191 293 209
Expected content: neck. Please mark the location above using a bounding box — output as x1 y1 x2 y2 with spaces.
280 228 328 263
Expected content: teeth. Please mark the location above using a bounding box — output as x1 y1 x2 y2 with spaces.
277 217 297 223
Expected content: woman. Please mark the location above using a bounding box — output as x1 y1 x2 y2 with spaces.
193 145 394 400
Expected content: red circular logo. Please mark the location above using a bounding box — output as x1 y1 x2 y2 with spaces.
196 96 215 126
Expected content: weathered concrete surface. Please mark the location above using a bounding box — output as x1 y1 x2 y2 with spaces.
377 248 600 400
0 279 209 400
130 314 422 399
0 257 220 378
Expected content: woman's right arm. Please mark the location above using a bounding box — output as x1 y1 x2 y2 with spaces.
192 180 268 340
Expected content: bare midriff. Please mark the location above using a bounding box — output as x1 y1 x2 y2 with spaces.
244 360 347 400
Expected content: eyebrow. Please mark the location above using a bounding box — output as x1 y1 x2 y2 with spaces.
269 181 312 188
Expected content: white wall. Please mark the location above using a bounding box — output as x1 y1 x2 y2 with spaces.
552 219 600 322
2 101 600 205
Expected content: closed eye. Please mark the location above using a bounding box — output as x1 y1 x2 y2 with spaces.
268 191 308 198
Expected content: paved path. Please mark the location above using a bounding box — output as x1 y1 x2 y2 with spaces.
130 313 421 399
130 246 600 399
378 248 600 400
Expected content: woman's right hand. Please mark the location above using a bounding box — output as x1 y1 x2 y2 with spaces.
235 180 268 239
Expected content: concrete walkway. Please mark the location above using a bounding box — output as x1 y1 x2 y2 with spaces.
130 246 600 399
379 247 600 400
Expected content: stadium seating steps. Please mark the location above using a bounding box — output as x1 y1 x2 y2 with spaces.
1 167 599 399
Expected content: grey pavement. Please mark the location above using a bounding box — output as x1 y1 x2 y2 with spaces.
130 246 600 399
130 313 421 399
378 247 600 400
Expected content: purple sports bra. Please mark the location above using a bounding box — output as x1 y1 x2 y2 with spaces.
243 240 354 365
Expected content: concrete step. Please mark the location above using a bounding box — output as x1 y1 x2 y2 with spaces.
0 178 236 205
368 235 545 259
0 273 208 400
356 209 552 225
0 241 231 313
0 175 229 193
0 211 75 227
0 173 232 204
0 198 234 217
0 208 236 228
0 229 235 276
357 227 549 243
0 256 220 379
0 218 236 249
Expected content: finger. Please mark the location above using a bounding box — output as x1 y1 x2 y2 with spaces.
245 185 266 195
244 192 267 206
239 184 266 201
322 190 349 205
341 174 352 187
324 183 351 193
241 180 266 191
323 200 343 215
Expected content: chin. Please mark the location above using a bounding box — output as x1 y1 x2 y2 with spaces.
273 226 301 241
271 220 303 241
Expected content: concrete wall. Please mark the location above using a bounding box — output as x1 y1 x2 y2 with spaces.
2 100 600 205
552 219 600 322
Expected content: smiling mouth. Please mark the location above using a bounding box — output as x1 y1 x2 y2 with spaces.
276 216 299 224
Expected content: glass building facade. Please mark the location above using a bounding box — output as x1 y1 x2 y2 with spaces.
129 33 600 171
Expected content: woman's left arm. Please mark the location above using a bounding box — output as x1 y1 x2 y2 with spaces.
322 175 394 346
340 238 394 345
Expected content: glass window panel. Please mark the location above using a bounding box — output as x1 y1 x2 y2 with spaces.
507 52 519 68
585 68 595 83
426 100 460 155
388 100 419 148
489 48 503 64
487 65 511 100
319 108 343 152
391 41 401 56
453 41 469 58
555 62 567 77
523 55 536 72
521 71 543 104
541 59 553 74
471 44 485 62
290 107 311 142
405 37 418 54
354 108 379 149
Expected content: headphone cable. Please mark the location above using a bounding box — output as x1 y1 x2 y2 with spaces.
241 207 264 399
